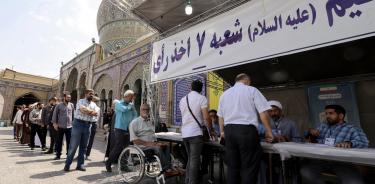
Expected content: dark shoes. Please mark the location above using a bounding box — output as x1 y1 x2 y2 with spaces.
41 147 47 151
63 166 70 172
53 156 61 160
105 164 112 172
44 150 53 154
30 147 34 150
76 166 86 171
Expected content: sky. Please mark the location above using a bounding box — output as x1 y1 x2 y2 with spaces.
0 0 102 79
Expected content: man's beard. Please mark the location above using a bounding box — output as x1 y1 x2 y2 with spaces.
271 115 280 121
326 118 338 125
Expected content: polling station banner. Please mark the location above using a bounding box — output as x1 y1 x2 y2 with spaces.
150 0 375 83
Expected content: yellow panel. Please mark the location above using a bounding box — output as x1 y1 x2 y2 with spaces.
207 72 223 111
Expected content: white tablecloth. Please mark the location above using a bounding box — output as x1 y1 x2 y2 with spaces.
155 132 375 166
273 142 375 166
155 132 183 142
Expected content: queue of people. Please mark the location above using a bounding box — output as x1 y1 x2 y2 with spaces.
10 89 102 172
9 73 371 184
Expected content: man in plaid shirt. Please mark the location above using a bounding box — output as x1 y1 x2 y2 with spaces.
301 105 369 184
308 105 368 148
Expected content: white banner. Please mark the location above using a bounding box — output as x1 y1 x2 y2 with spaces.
151 0 375 83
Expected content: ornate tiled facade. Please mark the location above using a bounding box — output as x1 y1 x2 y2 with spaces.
97 0 151 56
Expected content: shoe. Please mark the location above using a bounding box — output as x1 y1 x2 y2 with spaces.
31 147 34 150
105 164 112 172
41 147 47 151
85 156 90 161
44 150 53 154
63 166 70 172
53 156 61 160
76 166 86 171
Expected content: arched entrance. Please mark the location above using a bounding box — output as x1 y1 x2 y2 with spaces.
134 79 142 115
79 72 87 99
108 90 113 109
100 89 107 113
66 68 78 105
12 93 40 119
60 82 65 98
0 93 4 119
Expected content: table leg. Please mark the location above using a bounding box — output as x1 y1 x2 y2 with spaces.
269 153 273 184
208 152 215 184
281 159 286 184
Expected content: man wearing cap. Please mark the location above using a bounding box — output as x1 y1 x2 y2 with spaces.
268 100 301 142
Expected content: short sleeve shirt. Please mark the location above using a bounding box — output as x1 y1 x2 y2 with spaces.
129 117 156 143
179 91 208 138
218 83 270 127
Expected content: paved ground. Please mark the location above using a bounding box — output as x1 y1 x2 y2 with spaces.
0 127 173 184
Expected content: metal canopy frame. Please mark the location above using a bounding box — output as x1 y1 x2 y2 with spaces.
133 0 250 38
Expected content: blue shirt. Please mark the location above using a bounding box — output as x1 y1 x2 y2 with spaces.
212 122 220 135
114 100 138 131
316 122 369 148
270 117 301 142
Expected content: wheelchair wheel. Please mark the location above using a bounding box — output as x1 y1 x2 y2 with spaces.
118 146 145 184
144 155 162 178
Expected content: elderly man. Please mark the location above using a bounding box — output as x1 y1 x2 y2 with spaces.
64 89 99 172
106 90 138 172
129 104 179 176
218 73 273 184
301 105 369 184
268 100 300 142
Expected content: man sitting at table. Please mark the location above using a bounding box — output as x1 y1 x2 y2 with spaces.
301 104 369 184
129 103 179 176
268 100 301 142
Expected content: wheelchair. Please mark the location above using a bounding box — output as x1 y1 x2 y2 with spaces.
118 145 167 184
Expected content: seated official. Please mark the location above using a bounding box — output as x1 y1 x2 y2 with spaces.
209 109 220 138
301 104 369 184
268 100 301 142
129 104 178 176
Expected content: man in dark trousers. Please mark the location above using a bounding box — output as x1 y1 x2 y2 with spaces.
218 73 273 184
42 97 57 154
52 94 74 160
64 89 98 171
105 90 137 172
29 102 46 151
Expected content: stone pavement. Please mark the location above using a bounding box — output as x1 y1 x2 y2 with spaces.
0 127 179 184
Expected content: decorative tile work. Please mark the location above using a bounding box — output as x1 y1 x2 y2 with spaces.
160 81 168 112
172 74 206 126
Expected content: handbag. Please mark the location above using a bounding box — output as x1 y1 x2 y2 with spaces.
186 94 210 141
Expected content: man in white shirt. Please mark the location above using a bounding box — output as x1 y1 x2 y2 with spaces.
218 73 273 184
12 105 24 141
179 80 212 184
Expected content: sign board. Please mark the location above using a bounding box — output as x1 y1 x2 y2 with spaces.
151 0 375 83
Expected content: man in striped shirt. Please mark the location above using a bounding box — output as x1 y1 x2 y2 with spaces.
64 89 99 172
301 105 369 184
